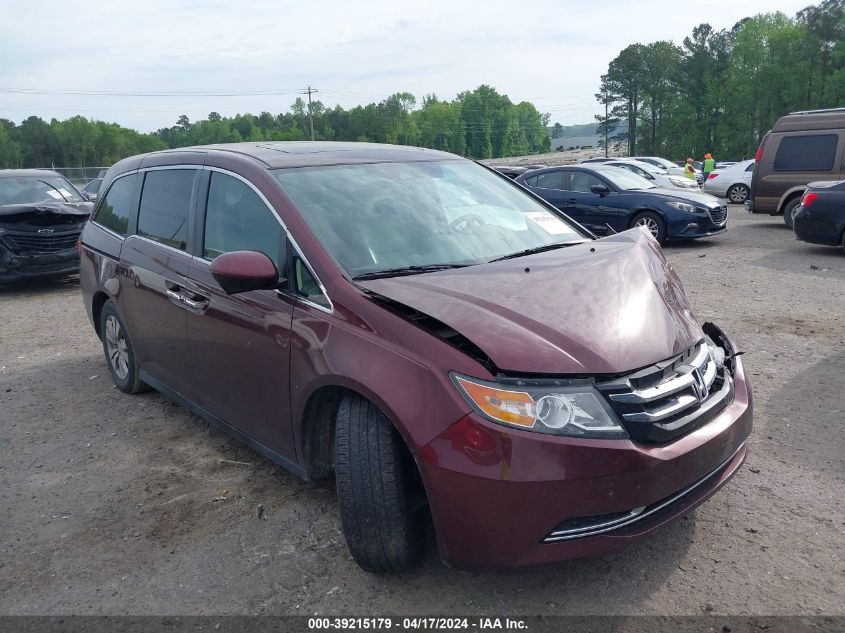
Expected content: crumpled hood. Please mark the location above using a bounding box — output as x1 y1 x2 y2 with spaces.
359 229 703 375
0 201 93 218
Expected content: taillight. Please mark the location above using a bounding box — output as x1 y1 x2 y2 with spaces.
708 173 718 179
77 240 82 254
754 145 764 162
801 192 818 208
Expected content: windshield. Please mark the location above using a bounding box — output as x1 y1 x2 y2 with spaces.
273 160 587 278
0 175 84 205
595 167 657 190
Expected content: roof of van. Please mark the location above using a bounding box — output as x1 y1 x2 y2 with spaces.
147 141 461 168
773 108 845 133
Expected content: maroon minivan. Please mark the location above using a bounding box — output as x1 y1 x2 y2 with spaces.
79 142 752 572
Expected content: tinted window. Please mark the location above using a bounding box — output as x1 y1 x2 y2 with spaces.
93 174 137 236
745 163 755 172
570 171 605 193
774 134 838 171
203 172 285 271
137 169 196 250
534 171 567 190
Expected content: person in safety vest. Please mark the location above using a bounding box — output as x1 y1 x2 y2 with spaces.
684 157 696 179
703 153 716 180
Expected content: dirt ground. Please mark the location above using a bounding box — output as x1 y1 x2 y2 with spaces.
0 207 843 617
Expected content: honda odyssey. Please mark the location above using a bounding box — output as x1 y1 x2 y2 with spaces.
79 142 753 572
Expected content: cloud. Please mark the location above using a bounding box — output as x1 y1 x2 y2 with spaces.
0 0 813 131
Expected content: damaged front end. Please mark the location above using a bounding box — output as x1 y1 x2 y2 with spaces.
0 202 91 283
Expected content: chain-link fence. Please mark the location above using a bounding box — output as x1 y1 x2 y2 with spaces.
34 166 109 187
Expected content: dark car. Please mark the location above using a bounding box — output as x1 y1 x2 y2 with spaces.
793 180 845 251
0 169 93 283
747 108 845 228
79 142 752 572
515 164 727 243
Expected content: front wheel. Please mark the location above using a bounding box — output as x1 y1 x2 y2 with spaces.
334 394 425 572
631 211 667 244
727 184 750 204
782 197 801 229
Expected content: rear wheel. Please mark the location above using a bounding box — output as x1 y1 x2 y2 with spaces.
727 184 749 204
335 394 425 572
782 197 801 229
631 211 667 244
99 300 147 394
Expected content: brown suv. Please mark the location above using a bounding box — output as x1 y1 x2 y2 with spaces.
747 108 845 227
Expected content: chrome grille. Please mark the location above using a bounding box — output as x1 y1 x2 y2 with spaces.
708 206 728 225
596 339 733 444
2 231 80 255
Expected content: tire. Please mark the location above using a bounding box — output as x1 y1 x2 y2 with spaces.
727 184 749 204
631 211 667 244
99 300 147 394
335 394 424 572
782 197 801 229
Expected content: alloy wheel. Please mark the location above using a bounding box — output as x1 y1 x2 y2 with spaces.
104 315 129 380
635 216 660 238
728 185 748 203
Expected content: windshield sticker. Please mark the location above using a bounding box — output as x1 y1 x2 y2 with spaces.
58 188 73 198
45 190 64 200
525 212 572 235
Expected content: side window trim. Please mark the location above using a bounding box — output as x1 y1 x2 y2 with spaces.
200 166 334 314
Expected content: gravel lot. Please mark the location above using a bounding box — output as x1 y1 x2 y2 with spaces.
1 207 843 616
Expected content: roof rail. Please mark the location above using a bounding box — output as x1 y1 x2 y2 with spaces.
787 107 845 115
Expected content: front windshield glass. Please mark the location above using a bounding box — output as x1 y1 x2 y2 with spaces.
595 167 658 190
273 160 586 278
0 175 84 205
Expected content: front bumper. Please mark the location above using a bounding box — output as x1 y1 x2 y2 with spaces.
420 343 752 570
0 244 79 283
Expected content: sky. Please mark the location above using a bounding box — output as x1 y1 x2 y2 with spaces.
0 0 815 133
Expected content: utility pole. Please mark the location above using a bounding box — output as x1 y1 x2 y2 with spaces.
303 86 318 141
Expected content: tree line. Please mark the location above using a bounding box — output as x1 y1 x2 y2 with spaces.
0 85 551 169
596 0 845 160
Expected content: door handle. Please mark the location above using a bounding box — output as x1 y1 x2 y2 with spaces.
181 295 209 310
165 288 183 302
566 198 578 203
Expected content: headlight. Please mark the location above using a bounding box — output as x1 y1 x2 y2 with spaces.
451 373 628 438
666 200 703 214
669 178 690 187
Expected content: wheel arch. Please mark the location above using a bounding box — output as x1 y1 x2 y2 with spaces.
91 291 111 340
776 187 806 215
297 377 419 480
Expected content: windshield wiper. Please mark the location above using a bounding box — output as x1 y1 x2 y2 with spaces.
37 179 70 202
353 263 470 281
488 241 582 263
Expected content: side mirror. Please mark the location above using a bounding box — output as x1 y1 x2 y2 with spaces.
85 192 98 202
210 250 281 295
590 184 610 196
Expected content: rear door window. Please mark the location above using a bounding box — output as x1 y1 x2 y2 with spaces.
773 134 838 171
93 174 138 236
137 169 197 250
